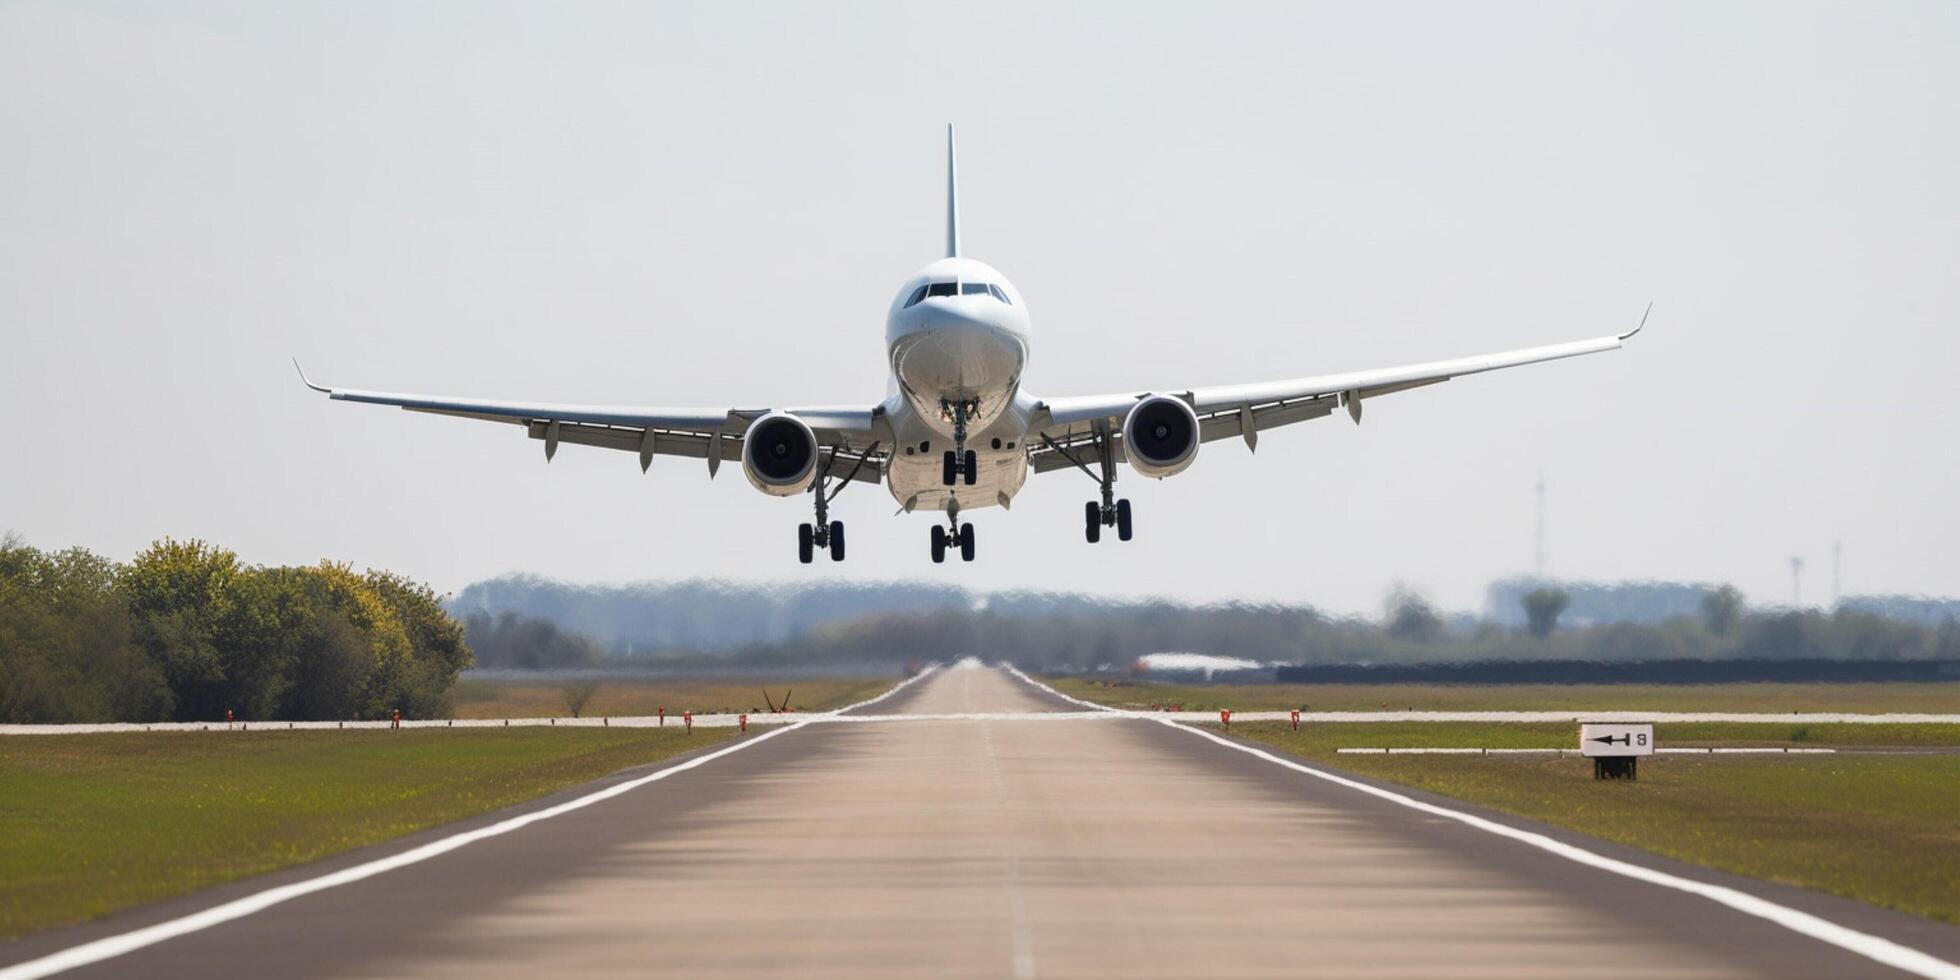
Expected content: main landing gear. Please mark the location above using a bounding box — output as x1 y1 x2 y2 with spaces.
930 499 977 563
797 442 877 564
940 398 978 487
1040 425 1135 545
798 520 843 564
1083 497 1132 544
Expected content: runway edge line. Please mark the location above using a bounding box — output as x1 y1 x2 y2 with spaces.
999 664 1960 980
0 667 939 980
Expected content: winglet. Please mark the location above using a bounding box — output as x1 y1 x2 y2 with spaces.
945 124 961 259
1619 302 1652 341
292 358 330 393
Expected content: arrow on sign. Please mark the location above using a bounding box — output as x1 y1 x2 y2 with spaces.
1590 734 1631 746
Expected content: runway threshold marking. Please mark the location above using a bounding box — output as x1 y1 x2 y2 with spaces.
0 668 938 980
1002 665 1960 980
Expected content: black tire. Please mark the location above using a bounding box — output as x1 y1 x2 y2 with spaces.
963 450 978 485
941 451 956 486
1084 501 1101 543
959 523 976 562
798 523 814 564
1116 498 1133 542
930 524 947 564
829 521 845 562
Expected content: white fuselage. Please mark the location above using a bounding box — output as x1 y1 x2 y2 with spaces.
881 256 1034 514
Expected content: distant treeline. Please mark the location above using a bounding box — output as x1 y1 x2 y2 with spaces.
586 590 1960 676
0 536 471 724
448 575 975 655
1273 659 1960 685
1487 578 1960 630
1484 577 1713 627
462 610 602 671
454 575 1960 663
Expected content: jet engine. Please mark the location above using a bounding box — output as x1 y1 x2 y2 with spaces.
1123 394 1201 479
741 412 820 496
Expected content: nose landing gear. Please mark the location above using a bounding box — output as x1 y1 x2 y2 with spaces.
930 499 976 563
939 398 979 487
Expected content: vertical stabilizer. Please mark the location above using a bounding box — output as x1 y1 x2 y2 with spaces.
945 124 961 258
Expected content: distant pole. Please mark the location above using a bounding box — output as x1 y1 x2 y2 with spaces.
1790 556 1805 607
1535 468 1547 579
1832 541 1842 608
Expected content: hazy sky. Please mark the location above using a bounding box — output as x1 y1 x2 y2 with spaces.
3 1 1955 616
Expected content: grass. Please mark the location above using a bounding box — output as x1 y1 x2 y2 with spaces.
1228 721 1960 923
0 726 737 939
1050 677 1960 714
1247 720 1960 750
449 676 898 719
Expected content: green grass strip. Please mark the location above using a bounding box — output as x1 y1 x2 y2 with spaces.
0 727 736 938
1230 721 1960 924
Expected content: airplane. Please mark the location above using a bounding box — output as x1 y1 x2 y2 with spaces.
298 126 1644 565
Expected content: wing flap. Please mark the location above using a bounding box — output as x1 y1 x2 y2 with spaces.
524 419 884 483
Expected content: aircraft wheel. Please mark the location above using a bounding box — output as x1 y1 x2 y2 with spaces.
941 451 957 486
930 524 947 564
798 523 815 564
829 521 845 562
1116 498 1133 542
963 450 978 485
1084 501 1101 544
959 523 976 562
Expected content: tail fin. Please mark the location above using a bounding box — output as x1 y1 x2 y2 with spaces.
945 124 961 258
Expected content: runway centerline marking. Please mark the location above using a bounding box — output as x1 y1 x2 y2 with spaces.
0 668 937 980
1000 664 1960 980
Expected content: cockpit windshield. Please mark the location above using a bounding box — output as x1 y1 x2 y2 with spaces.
903 280 1012 309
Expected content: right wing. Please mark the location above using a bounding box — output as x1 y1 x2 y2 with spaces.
295 363 889 484
1026 309 1646 473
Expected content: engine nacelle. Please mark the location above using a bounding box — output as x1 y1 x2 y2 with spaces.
1123 394 1201 479
741 412 820 496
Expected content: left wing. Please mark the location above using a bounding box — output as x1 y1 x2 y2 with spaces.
294 363 888 484
1026 309 1645 473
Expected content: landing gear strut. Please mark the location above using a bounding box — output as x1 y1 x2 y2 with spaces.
930 499 976 563
798 442 876 564
1042 426 1133 545
940 398 978 487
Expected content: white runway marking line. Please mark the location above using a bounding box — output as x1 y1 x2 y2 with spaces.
1000 665 1960 980
0 668 939 980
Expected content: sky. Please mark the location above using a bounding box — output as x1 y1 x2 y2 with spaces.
2 1 1955 616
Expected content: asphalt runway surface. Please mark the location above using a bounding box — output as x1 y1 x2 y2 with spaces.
5 665 1958 979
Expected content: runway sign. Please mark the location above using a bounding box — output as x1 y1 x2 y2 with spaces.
1580 723 1654 757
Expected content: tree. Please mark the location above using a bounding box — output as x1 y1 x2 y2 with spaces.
1701 585 1745 637
119 539 241 720
1521 588 1571 640
1384 588 1443 643
0 541 171 723
562 681 599 718
363 570 473 719
463 612 600 670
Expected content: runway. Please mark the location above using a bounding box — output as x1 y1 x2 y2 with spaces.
4 664 1957 979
